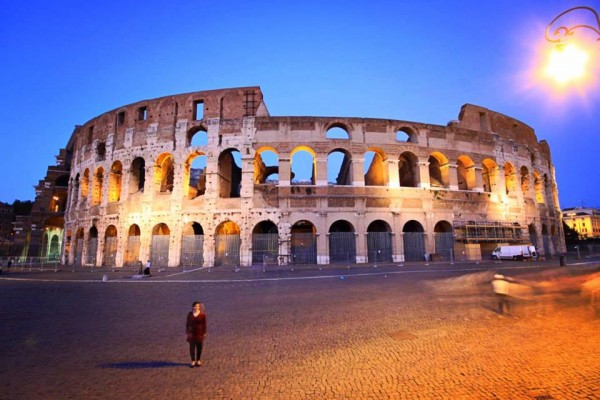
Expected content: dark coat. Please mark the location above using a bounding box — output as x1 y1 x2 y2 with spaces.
186 311 207 343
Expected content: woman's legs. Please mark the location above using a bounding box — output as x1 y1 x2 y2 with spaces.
189 342 204 363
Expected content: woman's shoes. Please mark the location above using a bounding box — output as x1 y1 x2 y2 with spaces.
190 361 196 368
196 360 203 367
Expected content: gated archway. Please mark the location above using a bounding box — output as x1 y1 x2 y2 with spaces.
434 220 454 261
291 220 317 265
124 224 141 266
181 222 204 268
252 221 278 265
403 220 426 261
214 221 240 266
103 225 118 267
328 220 356 264
74 228 84 266
366 220 393 263
151 223 170 268
87 226 98 265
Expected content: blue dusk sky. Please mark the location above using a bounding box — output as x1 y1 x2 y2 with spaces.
1 0 599 208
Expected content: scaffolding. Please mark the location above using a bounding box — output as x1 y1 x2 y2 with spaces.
453 220 525 243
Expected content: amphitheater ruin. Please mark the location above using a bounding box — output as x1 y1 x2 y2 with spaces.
29 86 565 268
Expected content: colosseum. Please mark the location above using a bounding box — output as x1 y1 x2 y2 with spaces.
25 86 565 268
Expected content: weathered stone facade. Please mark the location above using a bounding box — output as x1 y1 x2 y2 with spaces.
58 86 564 268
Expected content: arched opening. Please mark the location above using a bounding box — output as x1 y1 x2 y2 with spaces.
214 221 241 266
74 228 84 266
541 223 551 256
434 221 454 261
429 152 449 188
108 161 123 203
252 220 279 264
326 125 350 139
129 157 146 194
72 174 80 205
403 220 425 261
291 146 316 185
399 152 418 187
124 224 141 266
254 147 279 184
534 172 545 204
366 220 393 263
155 154 175 193
181 222 204 268
103 225 118 266
364 149 387 186
151 223 170 268
218 149 242 198
328 149 352 185
184 152 207 199
87 226 98 265
544 174 553 206
528 224 538 251
396 127 415 142
457 155 475 190
328 220 356 264
189 127 208 147
520 166 530 195
81 169 90 200
91 167 104 206
482 158 497 193
504 162 517 194
49 235 60 261
291 220 317 265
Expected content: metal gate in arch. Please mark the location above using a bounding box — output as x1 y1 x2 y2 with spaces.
329 232 356 264
367 232 393 263
151 235 170 268
291 232 317 265
103 237 118 266
403 232 426 261
181 235 204 268
252 233 278 265
214 234 240 266
434 233 454 261
124 236 141 266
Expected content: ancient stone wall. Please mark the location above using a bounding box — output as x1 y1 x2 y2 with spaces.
60 86 564 268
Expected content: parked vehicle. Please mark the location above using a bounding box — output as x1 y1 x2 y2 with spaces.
492 245 537 261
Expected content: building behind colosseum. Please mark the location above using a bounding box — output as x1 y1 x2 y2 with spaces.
22 86 565 267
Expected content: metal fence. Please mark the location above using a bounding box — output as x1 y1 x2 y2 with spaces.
291 233 317 265
214 234 240 266
103 237 118 267
86 238 98 265
181 235 204 268
124 236 141 266
366 232 393 263
403 232 426 261
328 232 356 264
434 232 454 261
252 233 278 265
150 235 170 268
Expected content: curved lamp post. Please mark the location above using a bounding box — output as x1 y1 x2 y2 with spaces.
545 6 600 45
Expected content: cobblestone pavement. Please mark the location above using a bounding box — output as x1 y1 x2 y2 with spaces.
1 261 599 399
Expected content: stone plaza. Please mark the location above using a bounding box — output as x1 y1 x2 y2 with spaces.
1 261 599 399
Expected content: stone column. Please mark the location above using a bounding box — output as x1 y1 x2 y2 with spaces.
352 157 365 186
473 166 484 192
279 156 291 186
315 156 328 186
418 161 430 189
447 164 458 190
387 159 400 187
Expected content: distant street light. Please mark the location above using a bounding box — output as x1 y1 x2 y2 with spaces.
543 6 599 85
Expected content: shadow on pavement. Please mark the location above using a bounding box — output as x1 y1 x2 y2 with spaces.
98 361 188 369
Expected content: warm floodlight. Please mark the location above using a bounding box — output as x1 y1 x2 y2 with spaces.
544 43 590 84
545 6 600 44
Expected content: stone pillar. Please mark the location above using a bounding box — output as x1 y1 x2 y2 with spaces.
315 156 328 186
279 157 291 186
387 159 400 187
352 157 365 186
447 164 458 190
418 161 430 189
473 166 484 192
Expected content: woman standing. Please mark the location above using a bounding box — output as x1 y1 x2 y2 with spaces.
186 301 207 367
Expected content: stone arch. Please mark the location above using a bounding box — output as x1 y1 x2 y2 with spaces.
433 220 454 261
91 167 104 206
214 220 241 266
74 227 84 266
403 220 426 261
218 148 242 198
252 220 279 264
124 224 141 266
181 222 204 268
328 148 353 185
254 146 279 184
49 235 60 261
520 166 530 194
428 152 450 188
184 151 207 199
108 161 122 203
456 155 475 190
129 157 146 194
188 126 208 147
155 153 175 193
72 173 81 204
291 220 317 265
366 220 393 262
81 168 90 200
103 225 118 266
398 151 419 187
291 146 316 185
504 162 517 194
328 220 356 264
396 126 416 143
325 123 350 139
482 158 497 193
150 223 170 268
87 226 99 265
364 148 388 186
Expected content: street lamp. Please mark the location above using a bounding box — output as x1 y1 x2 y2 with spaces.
543 6 599 85
545 6 600 45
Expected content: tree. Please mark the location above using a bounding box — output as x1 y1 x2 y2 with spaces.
562 221 580 244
